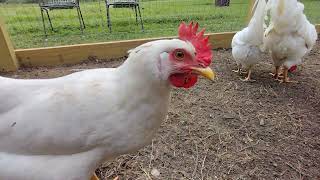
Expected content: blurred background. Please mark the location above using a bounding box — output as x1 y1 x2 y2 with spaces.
0 0 319 49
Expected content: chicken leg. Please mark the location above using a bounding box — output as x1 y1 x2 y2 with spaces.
232 65 247 75
232 66 241 74
270 66 280 79
91 174 119 180
91 173 99 180
241 66 255 82
280 66 297 83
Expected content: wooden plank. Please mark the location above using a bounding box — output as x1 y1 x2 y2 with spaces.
15 38 155 67
316 24 320 34
0 18 18 71
15 32 236 67
209 32 235 49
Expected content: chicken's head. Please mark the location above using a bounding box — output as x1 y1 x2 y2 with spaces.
166 22 214 88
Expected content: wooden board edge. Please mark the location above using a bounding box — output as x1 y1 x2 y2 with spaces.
15 32 236 67
316 24 320 34
0 18 19 71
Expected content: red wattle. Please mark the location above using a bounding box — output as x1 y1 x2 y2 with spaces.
169 73 198 88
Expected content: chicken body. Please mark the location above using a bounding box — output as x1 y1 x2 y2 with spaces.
232 0 267 81
264 0 317 82
0 39 212 180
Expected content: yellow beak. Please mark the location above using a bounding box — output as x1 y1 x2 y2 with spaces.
190 66 215 81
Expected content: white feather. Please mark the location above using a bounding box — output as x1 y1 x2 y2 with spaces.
232 0 267 69
0 39 195 180
264 0 318 68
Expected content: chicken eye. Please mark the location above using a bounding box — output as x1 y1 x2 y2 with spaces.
175 50 185 60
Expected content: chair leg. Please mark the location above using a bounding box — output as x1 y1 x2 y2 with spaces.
91 173 99 180
134 5 138 24
44 9 53 31
76 7 84 33
40 9 47 37
106 5 111 32
78 6 86 29
137 5 144 32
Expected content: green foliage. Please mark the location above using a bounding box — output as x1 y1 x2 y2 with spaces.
5 0 39 3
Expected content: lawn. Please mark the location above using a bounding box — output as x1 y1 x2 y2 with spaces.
0 0 319 49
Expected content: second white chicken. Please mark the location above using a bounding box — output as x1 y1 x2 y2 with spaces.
264 0 317 83
231 0 267 81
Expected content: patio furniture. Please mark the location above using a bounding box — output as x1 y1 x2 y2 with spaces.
39 0 85 37
105 0 144 32
215 0 230 6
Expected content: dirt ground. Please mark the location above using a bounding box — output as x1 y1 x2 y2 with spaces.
2 41 320 180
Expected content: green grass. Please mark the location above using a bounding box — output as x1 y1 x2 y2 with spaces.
0 0 319 49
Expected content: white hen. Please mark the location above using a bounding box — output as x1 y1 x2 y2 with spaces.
0 22 214 180
231 0 267 81
264 0 317 82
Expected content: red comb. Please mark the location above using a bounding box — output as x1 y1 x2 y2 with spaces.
178 22 213 67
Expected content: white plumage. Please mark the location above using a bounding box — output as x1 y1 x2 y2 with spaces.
0 38 214 180
263 0 318 82
231 0 267 81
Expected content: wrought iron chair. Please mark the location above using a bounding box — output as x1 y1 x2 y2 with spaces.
215 0 230 7
105 0 144 32
39 0 85 37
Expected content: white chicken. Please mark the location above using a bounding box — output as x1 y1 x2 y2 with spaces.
264 0 318 82
0 22 215 180
231 0 267 81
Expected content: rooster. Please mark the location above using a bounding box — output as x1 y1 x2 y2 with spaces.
231 0 267 81
0 22 214 180
264 0 317 83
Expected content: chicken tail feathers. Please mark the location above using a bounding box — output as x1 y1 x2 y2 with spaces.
247 0 267 45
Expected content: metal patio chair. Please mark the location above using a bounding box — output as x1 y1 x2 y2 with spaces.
39 0 85 37
105 0 144 32
215 0 230 6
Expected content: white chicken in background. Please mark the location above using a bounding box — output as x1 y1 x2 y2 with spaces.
264 0 317 83
0 22 214 180
231 0 267 81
